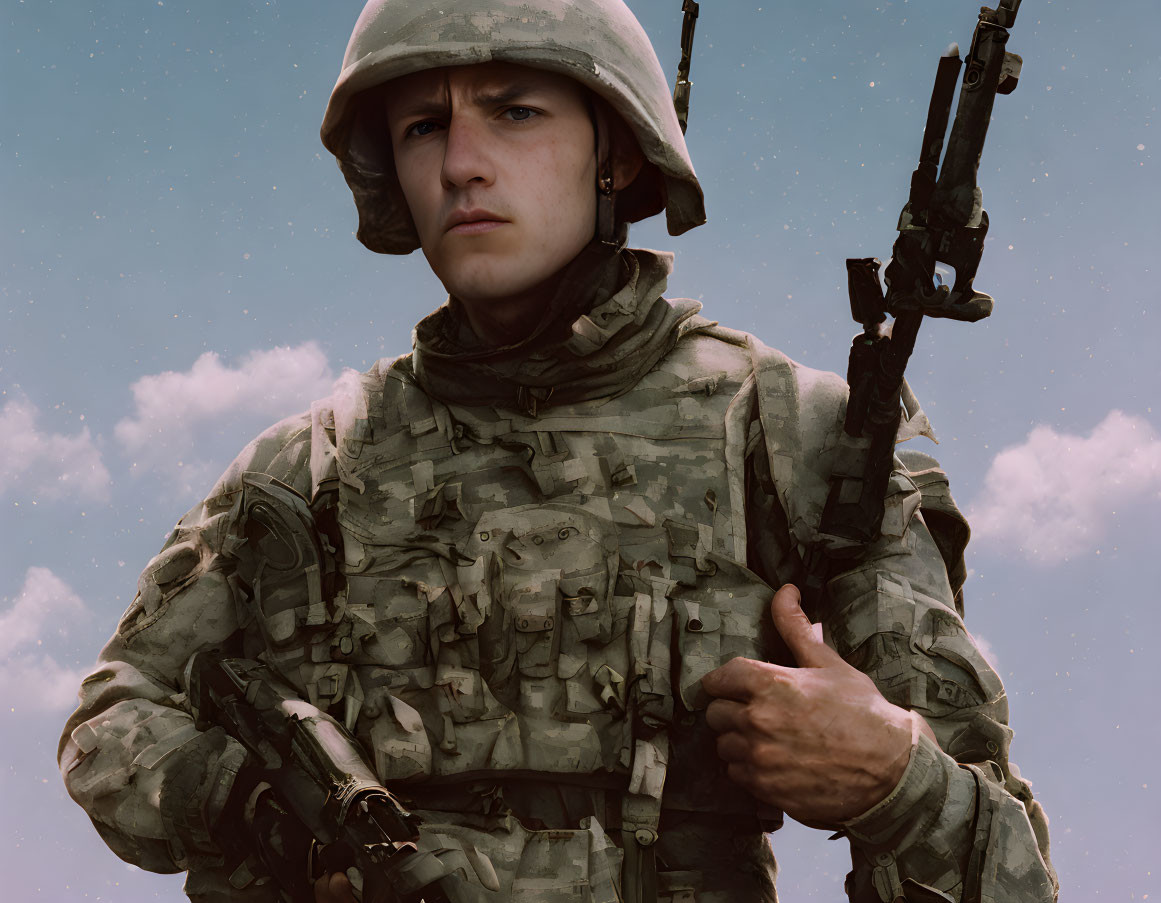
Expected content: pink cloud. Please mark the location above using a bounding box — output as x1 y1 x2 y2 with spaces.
0 653 88 712
0 396 111 501
0 567 90 711
0 566 88 658
968 410 1161 563
113 342 337 493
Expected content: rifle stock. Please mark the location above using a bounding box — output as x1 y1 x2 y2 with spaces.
188 654 491 903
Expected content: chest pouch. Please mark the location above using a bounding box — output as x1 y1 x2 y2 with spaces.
462 503 619 687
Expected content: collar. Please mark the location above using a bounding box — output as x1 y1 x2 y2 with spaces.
411 245 704 416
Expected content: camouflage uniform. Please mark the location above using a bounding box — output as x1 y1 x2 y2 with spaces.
59 1 1058 901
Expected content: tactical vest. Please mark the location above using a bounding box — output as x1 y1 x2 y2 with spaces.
231 324 962 902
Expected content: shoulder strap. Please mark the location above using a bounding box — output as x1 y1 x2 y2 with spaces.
747 337 968 608
746 336 850 555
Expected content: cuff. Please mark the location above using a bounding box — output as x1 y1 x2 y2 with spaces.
841 730 952 850
159 727 249 869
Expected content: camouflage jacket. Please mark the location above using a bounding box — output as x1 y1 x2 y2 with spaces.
59 248 1057 902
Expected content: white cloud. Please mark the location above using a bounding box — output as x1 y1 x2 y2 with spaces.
0 396 111 501
114 342 336 493
968 410 1161 563
0 567 91 711
0 653 87 711
0 566 87 658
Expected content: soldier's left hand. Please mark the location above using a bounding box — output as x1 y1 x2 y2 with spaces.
701 583 935 826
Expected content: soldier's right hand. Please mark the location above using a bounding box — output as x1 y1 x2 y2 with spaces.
314 871 358 903
702 583 936 825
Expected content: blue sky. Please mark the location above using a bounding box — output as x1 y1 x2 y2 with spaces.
2 0 1158 898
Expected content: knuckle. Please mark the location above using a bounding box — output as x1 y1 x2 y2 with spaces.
752 743 780 770
731 655 758 675
743 702 775 735
749 705 777 735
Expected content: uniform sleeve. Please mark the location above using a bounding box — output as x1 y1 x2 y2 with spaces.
745 438 1058 903
57 413 313 890
826 507 1058 903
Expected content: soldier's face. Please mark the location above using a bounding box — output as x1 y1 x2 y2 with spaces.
384 62 597 308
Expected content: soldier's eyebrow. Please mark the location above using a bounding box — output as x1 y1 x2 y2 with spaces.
393 80 546 120
470 81 544 108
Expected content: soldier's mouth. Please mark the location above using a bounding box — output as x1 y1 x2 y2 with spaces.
448 220 507 235
445 207 509 233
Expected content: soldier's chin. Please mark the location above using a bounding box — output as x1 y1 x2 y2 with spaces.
443 271 547 305
437 248 560 303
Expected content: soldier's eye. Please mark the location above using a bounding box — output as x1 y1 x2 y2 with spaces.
406 120 440 138
504 106 537 122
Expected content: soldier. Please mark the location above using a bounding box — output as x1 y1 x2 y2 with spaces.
59 1 1058 902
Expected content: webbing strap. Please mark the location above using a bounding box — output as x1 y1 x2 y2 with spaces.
619 795 662 903
619 733 668 903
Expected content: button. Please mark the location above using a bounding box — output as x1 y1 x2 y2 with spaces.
479 531 490 541
557 528 570 540
633 828 657 847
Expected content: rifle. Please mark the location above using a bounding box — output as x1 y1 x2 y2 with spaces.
802 1 1026 610
188 653 495 903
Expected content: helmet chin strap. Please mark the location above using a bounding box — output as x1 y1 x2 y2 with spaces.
593 102 620 248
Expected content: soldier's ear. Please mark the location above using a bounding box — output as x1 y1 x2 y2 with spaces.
589 92 664 225
608 113 645 191
589 94 643 192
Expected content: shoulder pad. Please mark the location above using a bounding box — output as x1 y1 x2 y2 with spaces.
203 411 314 510
896 447 971 614
309 355 410 498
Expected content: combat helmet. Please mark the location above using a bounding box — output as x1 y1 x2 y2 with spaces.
320 0 706 254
